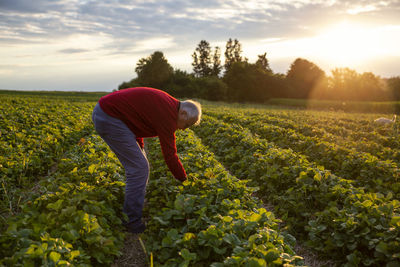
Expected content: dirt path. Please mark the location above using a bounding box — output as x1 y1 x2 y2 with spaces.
253 192 336 267
112 233 147 267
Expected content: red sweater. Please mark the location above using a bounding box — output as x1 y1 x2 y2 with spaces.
99 87 186 181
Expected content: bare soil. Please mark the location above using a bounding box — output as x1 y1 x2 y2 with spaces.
112 233 148 267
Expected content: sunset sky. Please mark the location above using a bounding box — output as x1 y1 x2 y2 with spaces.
1 0 399 91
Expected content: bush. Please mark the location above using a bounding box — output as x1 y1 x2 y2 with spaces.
194 76 228 101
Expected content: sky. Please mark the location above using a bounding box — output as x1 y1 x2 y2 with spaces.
0 0 399 92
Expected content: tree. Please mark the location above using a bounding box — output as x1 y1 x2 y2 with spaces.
329 68 387 101
192 40 222 77
223 61 271 102
255 53 272 73
118 78 141 90
192 40 212 77
359 72 387 101
211 46 222 77
135 51 173 88
286 58 326 99
224 38 245 72
165 69 197 98
195 76 228 101
387 77 400 101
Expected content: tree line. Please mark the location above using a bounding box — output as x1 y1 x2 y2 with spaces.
118 39 400 103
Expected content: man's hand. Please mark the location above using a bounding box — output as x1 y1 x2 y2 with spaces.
177 176 187 182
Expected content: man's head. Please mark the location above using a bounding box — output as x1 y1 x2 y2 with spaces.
177 100 202 130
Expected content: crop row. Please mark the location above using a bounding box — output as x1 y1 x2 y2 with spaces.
241 109 400 163
249 106 383 135
0 96 94 220
1 101 304 265
143 130 304 266
194 115 400 266
207 110 400 198
283 114 399 151
273 109 397 150
208 105 399 152
0 134 127 266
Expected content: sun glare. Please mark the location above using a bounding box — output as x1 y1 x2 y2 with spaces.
245 21 399 74
312 22 389 66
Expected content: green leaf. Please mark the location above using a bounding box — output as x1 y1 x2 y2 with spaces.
167 228 179 240
179 248 196 261
222 216 233 223
41 243 48 251
47 199 64 210
18 228 33 237
376 241 389 255
174 195 185 210
265 249 280 262
248 213 261 222
223 233 241 246
213 246 227 255
314 172 322 182
88 164 96 174
247 257 266 267
69 229 80 240
361 200 373 208
390 216 400 227
25 245 37 255
346 252 361 265
154 216 169 225
49 251 61 263
161 236 172 247
70 250 80 260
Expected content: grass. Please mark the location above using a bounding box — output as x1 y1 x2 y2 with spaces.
0 89 108 102
2 89 399 114
267 97 400 114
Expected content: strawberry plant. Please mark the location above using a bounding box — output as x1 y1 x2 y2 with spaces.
207 110 400 198
194 114 400 266
3 92 400 266
1 134 126 266
143 130 304 266
0 95 94 221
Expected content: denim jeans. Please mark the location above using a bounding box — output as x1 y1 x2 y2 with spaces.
92 103 149 230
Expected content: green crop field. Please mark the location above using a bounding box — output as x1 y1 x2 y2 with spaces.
1 91 399 266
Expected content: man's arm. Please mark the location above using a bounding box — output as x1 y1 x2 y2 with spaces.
159 133 187 182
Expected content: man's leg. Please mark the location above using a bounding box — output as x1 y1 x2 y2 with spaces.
92 104 149 233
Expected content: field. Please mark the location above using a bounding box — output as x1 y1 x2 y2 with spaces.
1 91 400 266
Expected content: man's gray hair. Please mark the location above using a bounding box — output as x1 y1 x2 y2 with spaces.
181 100 202 126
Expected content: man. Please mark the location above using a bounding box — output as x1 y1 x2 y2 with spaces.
91 87 202 233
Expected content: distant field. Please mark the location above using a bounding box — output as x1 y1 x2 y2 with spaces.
1 90 399 266
2 89 399 114
267 97 400 114
0 89 108 102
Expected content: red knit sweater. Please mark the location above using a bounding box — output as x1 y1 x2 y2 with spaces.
99 87 186 181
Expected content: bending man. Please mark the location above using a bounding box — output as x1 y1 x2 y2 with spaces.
92 87 202 233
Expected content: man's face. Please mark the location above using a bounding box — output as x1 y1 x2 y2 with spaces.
177 110 196 130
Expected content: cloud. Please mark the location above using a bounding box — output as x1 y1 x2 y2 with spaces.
0 0 62 13
0 0 399 90
58 48 90 54
1 0 398 49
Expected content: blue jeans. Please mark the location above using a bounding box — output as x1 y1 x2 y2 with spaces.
92 103 149 230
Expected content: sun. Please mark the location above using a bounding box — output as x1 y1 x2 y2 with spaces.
312 21 385 66
246 21 399 72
